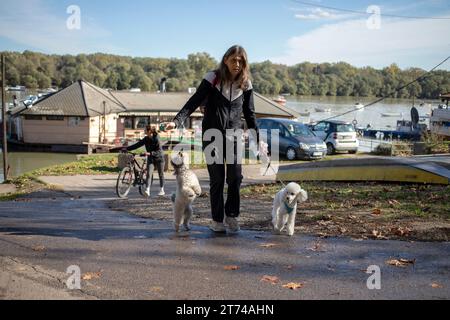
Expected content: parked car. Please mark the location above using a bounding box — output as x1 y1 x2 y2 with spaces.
22 95 39 107
256 118 327 160
311 120 359 155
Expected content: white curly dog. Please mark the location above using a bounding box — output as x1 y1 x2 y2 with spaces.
271 182 308 236
170 152 202 233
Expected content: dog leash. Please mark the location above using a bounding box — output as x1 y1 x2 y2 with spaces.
262 153 287 188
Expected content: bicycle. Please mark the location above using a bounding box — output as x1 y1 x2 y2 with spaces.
116 151 154 199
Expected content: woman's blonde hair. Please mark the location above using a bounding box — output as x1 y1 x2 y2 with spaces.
217 45 251 90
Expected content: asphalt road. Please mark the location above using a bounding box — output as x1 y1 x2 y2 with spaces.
0 190 449 300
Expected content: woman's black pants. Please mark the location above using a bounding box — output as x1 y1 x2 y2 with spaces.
204 136 243 223
147 158 165 188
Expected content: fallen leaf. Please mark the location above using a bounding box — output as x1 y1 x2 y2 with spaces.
149 286 164 292
260 243 277 248
282 282 304 290
371 230 387 239
391 227 412 237
386 259 415 267
224 265 240 271
372 208 382 215
82 271 102 280
261 275 280 284
431 283 443 289
388 199 401 206
32 245 46 252
307 241 323 252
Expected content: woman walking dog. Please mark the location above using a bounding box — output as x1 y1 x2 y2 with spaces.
170 45 265 234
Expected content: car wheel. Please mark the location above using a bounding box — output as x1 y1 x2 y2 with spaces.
349 149 358 154
326 143 335 155
286 147 297 161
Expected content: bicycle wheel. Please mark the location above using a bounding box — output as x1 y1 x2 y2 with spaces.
116 166 134 198
138 168 154 197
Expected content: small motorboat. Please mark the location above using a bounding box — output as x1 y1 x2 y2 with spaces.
6 85 26 92
354 103 365 110
381 112 403 117
315 107 331 113
272 95 287 106
22 95 39 107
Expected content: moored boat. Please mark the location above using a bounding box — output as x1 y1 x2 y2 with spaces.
272 95 287 106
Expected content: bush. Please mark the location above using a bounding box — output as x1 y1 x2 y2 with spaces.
421 131 449 154
373 143 392 155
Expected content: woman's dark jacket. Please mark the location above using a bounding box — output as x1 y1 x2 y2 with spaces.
174 71 259 139
126 134 164 163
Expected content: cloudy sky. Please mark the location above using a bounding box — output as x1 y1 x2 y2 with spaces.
0 0 449 70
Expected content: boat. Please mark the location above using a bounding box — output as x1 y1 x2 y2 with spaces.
430 104 450 138
6 85 26 92
381 112 403 117
22 95 38 107
355 102 365 110
299 111 311 117
315 107 331 113
360 107 427 141
272 95 287 106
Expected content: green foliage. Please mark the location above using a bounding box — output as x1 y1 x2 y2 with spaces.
1 50 449 98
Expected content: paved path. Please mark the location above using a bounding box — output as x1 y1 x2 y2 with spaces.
0 196 449 300
38 164 278 200
0 165 449 300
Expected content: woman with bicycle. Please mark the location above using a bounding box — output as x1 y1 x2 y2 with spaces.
123 125 166 197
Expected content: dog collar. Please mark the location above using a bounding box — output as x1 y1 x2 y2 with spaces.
284 201 295 215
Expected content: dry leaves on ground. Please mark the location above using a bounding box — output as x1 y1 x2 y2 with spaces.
388 200 401 206
260 275 280 284
224 265 240 271
371 230 388 240
282 282 304 290
372 208 382 215
82 271 102 280
386 259 415 267
391 227 412 237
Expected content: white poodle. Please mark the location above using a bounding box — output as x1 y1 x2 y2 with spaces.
271 182 308 236
170 152 202 233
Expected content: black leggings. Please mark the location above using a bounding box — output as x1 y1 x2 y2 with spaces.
147 160 165 188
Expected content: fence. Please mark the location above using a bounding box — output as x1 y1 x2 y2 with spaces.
358 137 415 156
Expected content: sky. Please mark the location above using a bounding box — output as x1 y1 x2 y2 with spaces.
0 0 449 70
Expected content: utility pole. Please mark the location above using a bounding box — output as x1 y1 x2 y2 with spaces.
1 54 8 182
103 101 107 144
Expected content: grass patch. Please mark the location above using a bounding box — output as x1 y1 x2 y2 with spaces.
0 174 47 201
241 181 450 221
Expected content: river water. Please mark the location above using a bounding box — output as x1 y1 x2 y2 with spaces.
0 151 77 183
285 95 438 129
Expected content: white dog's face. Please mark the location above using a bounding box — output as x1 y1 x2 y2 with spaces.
171 152 189 170
284 182 308 205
